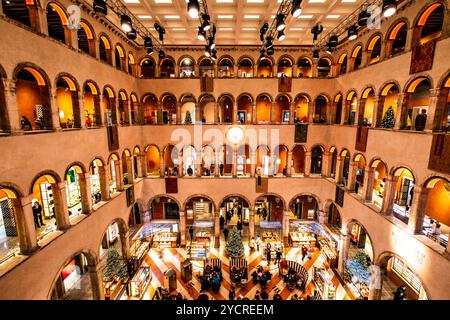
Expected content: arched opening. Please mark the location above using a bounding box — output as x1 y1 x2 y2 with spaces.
290 195 318 220
50 252 94 300
351 46 363 71
0 69 9 133
297 58 312 78
0 186 21 262
329 147 338 178
201 145 215 176
219 144 233 176
378 83 400 128
254 195 284 252
83 82 101 127
354 154 366 197
218 95 234 124
311 145 323 175
132 147 141 179
317 58 331 78
130 93 138 124
220 195 250 241
102 87 117 125
65 165 84 220
293 94 309 123
237 144 251 177
141 93 157 125
327 203 342 228
199 58 214 77
367 35 382 65
377 253 428 300
160 57 175 78
114 45 125 71
370 160 388 209
387 22 408 57
185 196 215 257
257 58 273 77
346 91 358 125
2 0 32 27
46 3 68 44
31 173 60 241
256 94 272 124
127 54 135 75
89 159 105 206
164 145 178 176
254 145 269 176
161 93 177 124
145 145 160 177
359 88 375 126
237 94 253 124
182 145 197 176
343 220 374 299
149 196 180 221
314 95 328 123
118 91 129 126
291 145 305 176
218 57 234 78
416 3 444 46
180 94 195 124
121 149 133 184
404 78 432 131
273 145 288 176
274 95 290 123
16 66 52 131
128 203 141 228
392 167 415 224
199 94 215 123
334 94 343 124
339 150 351 186
108 154 119 195
56 76 81 129
99 35 112 65
140 57 156 78
338 54 348 75
422 177 450 249
78 21 95 57
179 56 195 77
277 57 293 77
237 57 253 77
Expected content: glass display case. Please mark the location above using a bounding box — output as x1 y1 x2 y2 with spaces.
313 266 336 300
128 266 151 300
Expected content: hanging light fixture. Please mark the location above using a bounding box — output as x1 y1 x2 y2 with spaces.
158 49 165 59
358 9 370 27
197 27 206 41
266 36 273 49
383 0 397 17
348 25 358 41
147 47 154 55
211 49 217 61
121 14 132 33
187 0 200 19
202 14 211 31
204 45 211 57
208 36 215 49
276 14 286 31
291 0 302 18
326 46 334 54
329 34 338 47
312 49 319 59
127 28 137 40
311 24 323 41
144 36 153 49
277 30 286 41
266 46 274 56
93 0 107 15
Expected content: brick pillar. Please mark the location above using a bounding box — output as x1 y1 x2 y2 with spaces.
407 186 430 234
78 172 93 215
87 264 105 300
322 151 332 177
214 102 219 124
337 233 350 275
362 167 375 203
289 101 295 124
51 182 71 230
282 211 290 246
311 61 318 78
176 102 181 125
252 102 257 124
381 175 400 216
371 95 382 128
14 197 38 254
304 151 311 176
340 100 347 125
250 152 256 177
98 166 110 201
232 145 238 177
50 89 62 130
335 156 343 185
159 153 165 177
308 101 314 123
126 157 134 183
394 93 408 130
197 151 202 177
233 101 238 124
28 5 45 34
78 92 87 129
179 211 186 246
3 79 20 132
114 160 124 192
249 209 255 240
425 89 444 131
214 211 220 248
346 161 358 191
120 228 130 260
140 153 147 177
286 151 292 176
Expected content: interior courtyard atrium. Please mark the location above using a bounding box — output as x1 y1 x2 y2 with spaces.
0 0 449 301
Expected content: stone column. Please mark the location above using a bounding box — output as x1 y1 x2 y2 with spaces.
114 161 124 192
322 151 332 177
179 211 186 246
270 101 276 124
196 151 202 177
78 172 93 215
159 153 165 177
340 100 348 125
381 175 400 216
282 211 290 246
140 153 147 177
232 144 238 177
35 7 47 35
407 186 430 234
304 151 311 176
214 211 220 248
249 209 255 240
87 264 105 300
425 89 443 132
394 93 408 130
120 229 130 260
178 152 183 177
289 101 295 124
250 152 257 177
337 234 350 275
14 196 38 254
78 92 87 129
346 161 358 191
330 102 338 124
3 79 20 132
98 166 110 201
286 151 293 176
50 89 62 130
311 61 318 78
214 102 219 124
308 101 314 123
371 95 382 128
252 102 257 124
335 156 343 185
233 102 238 124
362 167 375 203
126 157 134 184
51 182 71 230
176 102 182 125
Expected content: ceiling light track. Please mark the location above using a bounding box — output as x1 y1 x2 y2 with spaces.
190 0 217 61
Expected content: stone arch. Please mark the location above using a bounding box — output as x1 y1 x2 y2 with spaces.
288 192 321 210
12 62 52 88
64 162 86 177
147 194 182 211
218 194 253 210
183 194 217 212
403 74 434 93
29 170 62 194
254 192 287 211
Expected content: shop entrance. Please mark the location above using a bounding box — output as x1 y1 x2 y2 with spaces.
220 196 250 242
289 195 318 220
31 174 58 241
185 196 214 260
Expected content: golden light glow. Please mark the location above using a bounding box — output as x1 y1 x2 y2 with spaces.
418 3 442 26
407 77 428 93
61 76 76 91
0 187 18 199
120 91 127 101
389 22 406 40
109 154 119 162
104 87 114 98
381 83 396 96
321 57 332 64
80 22 93 40
347 91 356 101
329 146 336 153
25 0 34 4
352 46 362 58
133 147 140 155
131 94 137 102
68 165 83 174
334 94 342 102
340 149 349 157
123 149 131 157
445 77 450 88
128 54 135 64
362 87 374 99
23 67 46 86
338 53 347 64
100 36 111 49
116 45 125 58
86 82 98 95
368 35 381 51
49 3 68 25
92 158 103 167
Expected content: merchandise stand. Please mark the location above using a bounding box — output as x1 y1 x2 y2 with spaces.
313 266 336 300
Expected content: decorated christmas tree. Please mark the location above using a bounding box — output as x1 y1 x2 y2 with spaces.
103 248 128 282
381 106 395 129
184 110 192 124
226 226 244 258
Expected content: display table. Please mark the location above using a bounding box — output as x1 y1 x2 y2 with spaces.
289 231 316 247
129 240 150 275
262 231 278 243
313 267 336 300
189 231 211 260
128 266 151 300
152 232 178 248
318 238 338 269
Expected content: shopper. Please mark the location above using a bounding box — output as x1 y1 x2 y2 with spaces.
249 237 256 252
254 290 261 300
301 245 308 262
275 248 282 265
219 163 224 176
229 287 235 300
273 293 282 300
223 227 229 241
266 246 271 265
291 294 299 300
32 201 41 228
220 215 225 229
260 289 269 300
256 235 262 252
33 201 44 228
187 166 193 176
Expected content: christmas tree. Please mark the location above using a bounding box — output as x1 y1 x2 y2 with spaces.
184 111 192 124
226 226 244 258
103 248 128 282
381 106 395 129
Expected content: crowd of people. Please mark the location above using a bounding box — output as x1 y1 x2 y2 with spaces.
251 265 273 289
200 264 222 293
230 265 248 286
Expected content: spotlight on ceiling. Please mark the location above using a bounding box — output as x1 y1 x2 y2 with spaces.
277 31 286 41
120 14 132 33
204 45 211 57
154 23 165 41
147 47 154 55
265 36 273 49
260 22 269 41
144 36 153 49
93 0 107 15
187 0 200 19
202 14 211 31
197 27 206 41
276 14 286 32
211 49 217 61
358 9 370 27
326 46 334 55
383 0 397 18
348 25 358 41
266 46 274 56
127 28 137 40
260 51 266 61
291 0 302 18
311 24 324 41
208 36 215 49
158 49 165 59
312 49 319 59
329 34 338 47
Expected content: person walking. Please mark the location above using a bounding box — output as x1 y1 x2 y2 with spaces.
229 287 235 300
275 248 282 265
301 245 308 262
220 215 225 229
32 201 41 228
266 246 271 265
256 235 262 252
249 237 256 252
223 227 229 241
219 163 224 176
